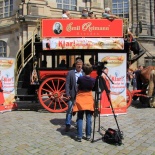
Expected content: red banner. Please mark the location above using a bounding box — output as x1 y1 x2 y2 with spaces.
41 19 123 38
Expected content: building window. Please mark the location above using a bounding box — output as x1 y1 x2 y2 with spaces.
0 41 7 57
56 0 77 11
0 0 13 19
112 0 129 18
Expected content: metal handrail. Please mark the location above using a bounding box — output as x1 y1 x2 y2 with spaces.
137 40 155 59
15 27 38 94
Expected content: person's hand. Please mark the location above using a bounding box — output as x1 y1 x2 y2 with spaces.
67 96 71 100
128 31 132 35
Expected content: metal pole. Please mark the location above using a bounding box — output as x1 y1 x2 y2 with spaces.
136 0 139 37
85 0 87 8
154 0 155 31
90 0 92 10
131 0 134 32
150 0 153 36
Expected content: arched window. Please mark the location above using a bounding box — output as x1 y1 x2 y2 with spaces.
0 41 7 57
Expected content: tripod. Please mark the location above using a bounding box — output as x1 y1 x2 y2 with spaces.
91 70 123 143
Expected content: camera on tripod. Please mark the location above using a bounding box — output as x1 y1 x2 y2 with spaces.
92 60 124 145
96 61 108 76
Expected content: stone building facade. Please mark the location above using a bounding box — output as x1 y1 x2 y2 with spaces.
0 0 104 58
131 0 155 67
0 0 155 67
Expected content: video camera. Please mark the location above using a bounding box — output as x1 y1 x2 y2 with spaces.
96 61 108 76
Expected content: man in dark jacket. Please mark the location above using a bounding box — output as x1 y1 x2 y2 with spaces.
65 59 84 132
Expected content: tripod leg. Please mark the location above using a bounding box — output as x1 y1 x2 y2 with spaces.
92 113 96 142
92 89 101 142
107 94 122 133
92 76 103 142
98 106 100 132
91 90 99 142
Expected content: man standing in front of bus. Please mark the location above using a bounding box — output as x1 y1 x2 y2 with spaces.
65 59 84 132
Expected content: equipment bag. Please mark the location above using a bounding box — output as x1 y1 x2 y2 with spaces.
103 128 123 145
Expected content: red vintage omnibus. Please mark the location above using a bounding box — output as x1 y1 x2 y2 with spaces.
15 18 134 113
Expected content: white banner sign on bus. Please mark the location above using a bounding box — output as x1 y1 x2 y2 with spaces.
42 38 124 50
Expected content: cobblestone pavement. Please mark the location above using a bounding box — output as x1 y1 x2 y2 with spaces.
0 100 155 155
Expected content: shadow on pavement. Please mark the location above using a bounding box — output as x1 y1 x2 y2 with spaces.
15 101 46 112
50 118 77 140
131 99 150 109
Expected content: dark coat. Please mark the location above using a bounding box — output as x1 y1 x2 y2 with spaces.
65 70 84 100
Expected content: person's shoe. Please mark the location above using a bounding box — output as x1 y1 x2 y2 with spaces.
76 137 82 142
73 122 77 129
86 137 91 141
65 126 70 132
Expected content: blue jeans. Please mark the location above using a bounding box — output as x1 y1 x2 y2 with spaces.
77 110 92 139
65 100 74 127
133 78 137 90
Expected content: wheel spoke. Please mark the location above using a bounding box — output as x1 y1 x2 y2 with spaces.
47 100 53 108
51 79 57 91
41 94 50 97
62 96 68 100
54 101 57 110
42 88 52 93
59 90 65 93
59 97 68 107
57 79 60 90
58 81 66 92
45 82 54 92
43 97 51 103
57 98 62 109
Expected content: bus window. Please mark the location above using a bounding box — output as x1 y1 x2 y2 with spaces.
84 55 96 66
41 54 52 68
41 55 47 67
57 55 67 69
69 55 81 68
46 56 52 67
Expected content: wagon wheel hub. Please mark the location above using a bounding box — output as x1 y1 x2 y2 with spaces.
53 91 60 98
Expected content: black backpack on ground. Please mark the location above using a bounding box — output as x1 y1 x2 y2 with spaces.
103 128 123 146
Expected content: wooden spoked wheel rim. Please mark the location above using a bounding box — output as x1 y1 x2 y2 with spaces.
126 89 132 108
38 77 68 113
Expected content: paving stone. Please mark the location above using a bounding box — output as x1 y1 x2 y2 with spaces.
147 146 155 151
126 149 142 155
140 150 154 155
1 101 155 154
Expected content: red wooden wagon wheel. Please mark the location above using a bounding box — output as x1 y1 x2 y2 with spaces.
126 89 132 108
38 77 68 113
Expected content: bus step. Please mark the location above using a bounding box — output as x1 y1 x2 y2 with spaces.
15 95 37 101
